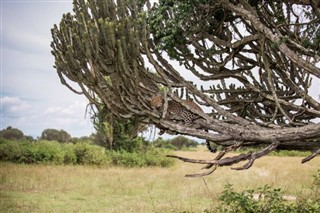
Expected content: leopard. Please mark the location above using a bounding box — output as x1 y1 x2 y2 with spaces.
150 95 203 123
150 95 217 153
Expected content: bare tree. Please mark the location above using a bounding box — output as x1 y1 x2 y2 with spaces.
51 0 320 176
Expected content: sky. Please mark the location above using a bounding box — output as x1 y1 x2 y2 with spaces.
1 0 95 138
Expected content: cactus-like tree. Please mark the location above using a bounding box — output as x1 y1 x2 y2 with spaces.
51 0 320 176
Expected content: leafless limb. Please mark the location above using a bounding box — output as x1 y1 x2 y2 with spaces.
167 141 279 177
302 148 320 163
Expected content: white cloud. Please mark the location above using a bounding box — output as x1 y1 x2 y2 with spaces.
44 101 88 118
39 100 94 136
1 96 94 138
0 2 94 138
1 96 32 113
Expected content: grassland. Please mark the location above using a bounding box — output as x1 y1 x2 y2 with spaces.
1 146 319 212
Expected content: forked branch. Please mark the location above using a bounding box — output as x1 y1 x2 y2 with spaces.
167 141 279 177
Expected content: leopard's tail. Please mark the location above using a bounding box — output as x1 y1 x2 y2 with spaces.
204 129 217 152
206 140 217 153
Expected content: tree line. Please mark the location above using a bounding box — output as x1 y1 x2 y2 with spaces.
0 126 199 152
0 126 75 143
0 125 198 168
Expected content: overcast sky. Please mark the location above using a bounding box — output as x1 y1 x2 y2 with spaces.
1 0 95 138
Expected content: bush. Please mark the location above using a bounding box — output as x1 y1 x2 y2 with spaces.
214 170 320 213
73 142 110 165
216 184 295 213
107 148 174 168
108 151 144 167
0 138 174 168
0 139 108 166
0 138 25 162
144 148 175 167
295 169 320 212
23 141 65 164
0 140 65 164
62 143 77 164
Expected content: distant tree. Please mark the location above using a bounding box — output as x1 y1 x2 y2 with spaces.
0 126 24 140
24 135 34 142
170 136 198 150
71 135 93 143
59 129 72 143
153 137 176 150
41 129 71 143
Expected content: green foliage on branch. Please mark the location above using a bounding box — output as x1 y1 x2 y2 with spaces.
91 104 148 152
149 0 230 59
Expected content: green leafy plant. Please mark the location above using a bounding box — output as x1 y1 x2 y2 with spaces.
0 138 174 167
214 170 320 213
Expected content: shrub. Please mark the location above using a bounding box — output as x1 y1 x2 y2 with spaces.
0 138 25 162
73 142 110 165
214 170 320 213
32 141 65 164
296 169 320 212
0 138 174 168
216 184 295 212
107 148 174 168
108 151 144 167
62 143 77 164
143 148 175 167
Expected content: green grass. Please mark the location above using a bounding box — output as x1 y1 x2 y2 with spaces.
1 146 319 212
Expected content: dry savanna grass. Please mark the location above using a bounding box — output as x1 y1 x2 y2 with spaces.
1 146 319 212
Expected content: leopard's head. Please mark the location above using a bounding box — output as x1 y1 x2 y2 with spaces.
150 95 164 111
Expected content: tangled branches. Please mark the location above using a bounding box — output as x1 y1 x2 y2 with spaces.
51 0 320 175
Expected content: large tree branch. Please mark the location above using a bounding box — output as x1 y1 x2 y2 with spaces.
224 1 320 78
